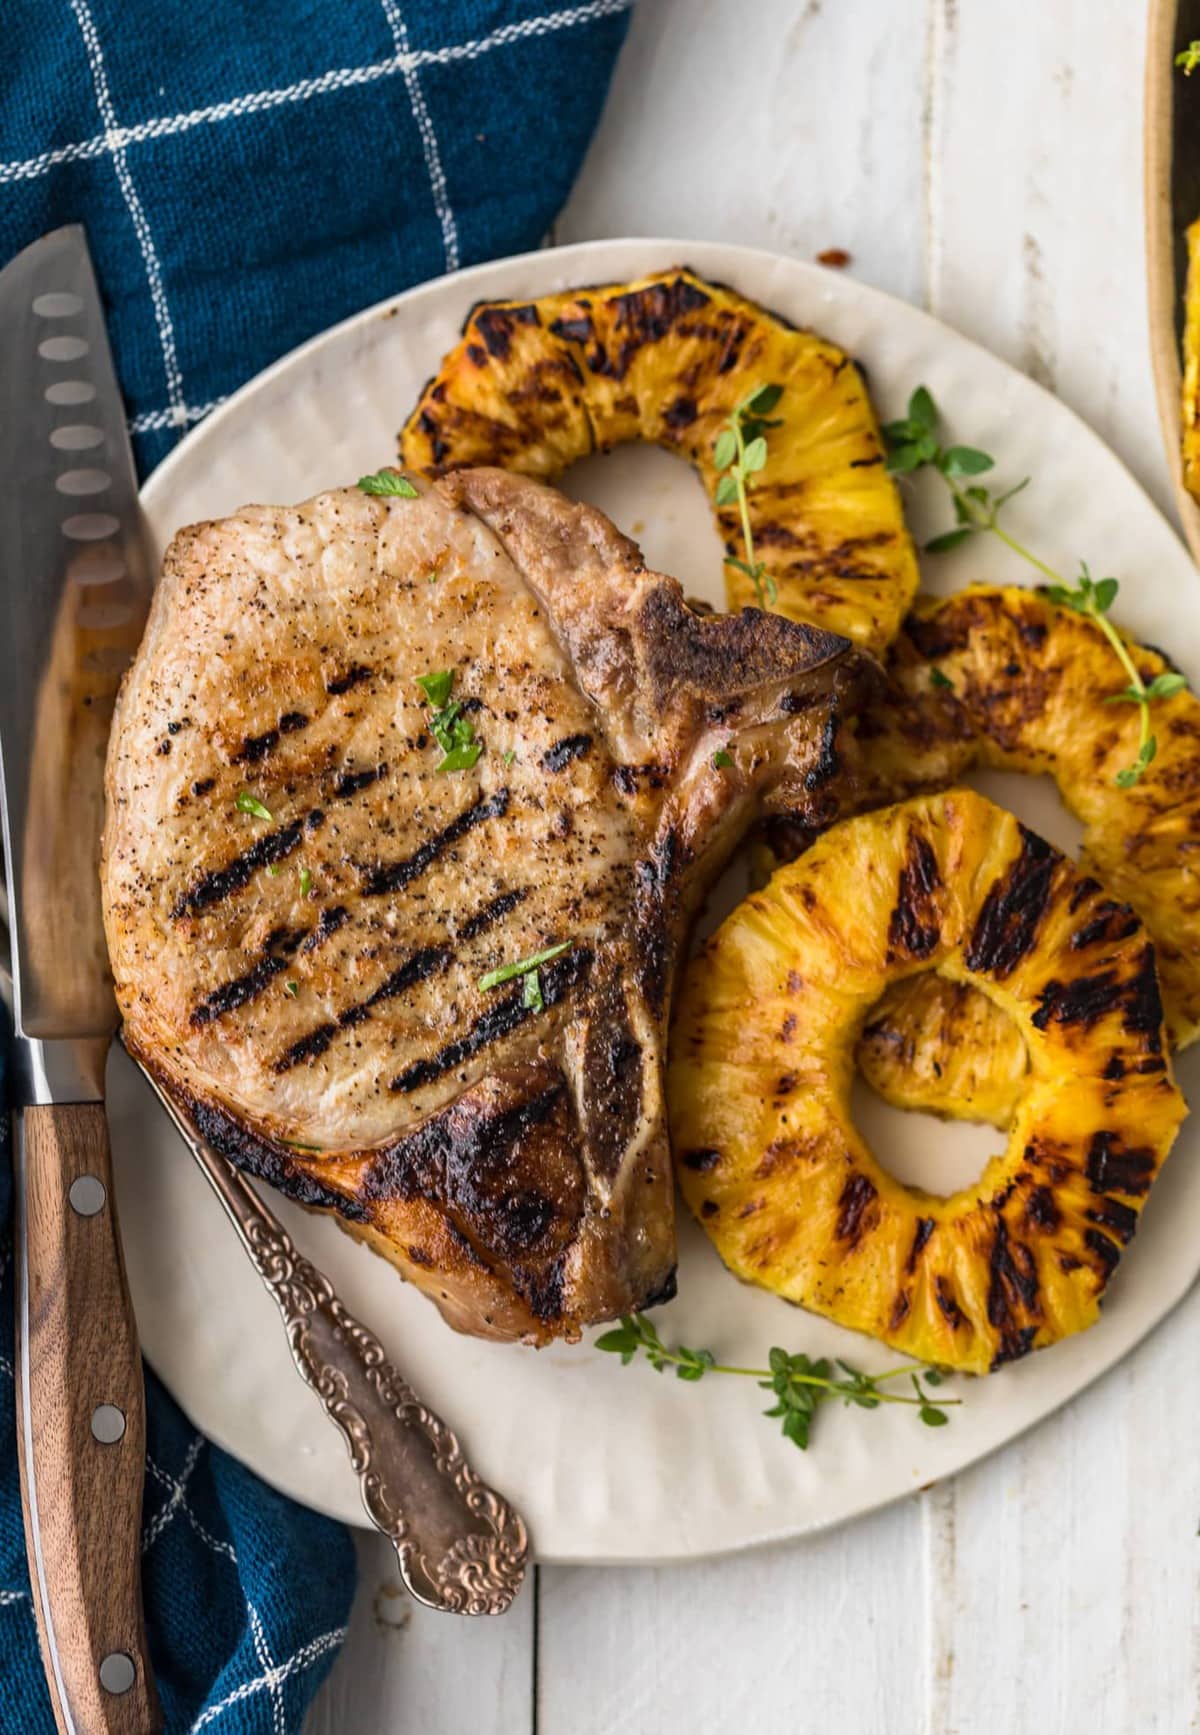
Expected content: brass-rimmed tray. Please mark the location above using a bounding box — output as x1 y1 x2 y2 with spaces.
1146 0 1200 562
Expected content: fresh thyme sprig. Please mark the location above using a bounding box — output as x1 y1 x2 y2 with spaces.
1177 39 1200 74
882 385 1189 787
714 384 783 610
595 1313 956 1452
1049 567 1187 786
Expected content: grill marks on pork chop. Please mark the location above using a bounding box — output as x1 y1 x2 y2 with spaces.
459 888 528 939
190 926 306 1027
361 788 511 897
391 946 594 1093
272 944 455 1073
270 884 557 1076
171 819 307 918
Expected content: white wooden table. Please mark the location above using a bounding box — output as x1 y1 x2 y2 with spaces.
309 3 1199 1729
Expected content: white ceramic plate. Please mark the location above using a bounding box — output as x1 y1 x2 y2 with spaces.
115 238 1200 1564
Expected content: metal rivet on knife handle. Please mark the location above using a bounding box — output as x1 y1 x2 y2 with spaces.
90 1405 127 1445
98 1653 136 1696
68 1174 107 1216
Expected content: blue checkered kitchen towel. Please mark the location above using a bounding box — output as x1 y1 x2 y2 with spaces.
0 1 632 1728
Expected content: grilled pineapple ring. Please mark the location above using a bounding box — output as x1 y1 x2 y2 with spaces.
669 790 1185 1374
400 268 919 655
840 585 1200 1126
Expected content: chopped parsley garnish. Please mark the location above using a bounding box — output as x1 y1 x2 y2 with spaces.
929 667 954 691
416 669 483 773
284 980 299 998
236 791 273 821
711 748 734 770
358 469 419 498
266 864 281 877
479 940 572 994
436 739 483 773
503 748 516 767
417 670 454 707
299 866 313 897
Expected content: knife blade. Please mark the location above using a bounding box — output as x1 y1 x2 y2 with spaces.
0 226 161 1733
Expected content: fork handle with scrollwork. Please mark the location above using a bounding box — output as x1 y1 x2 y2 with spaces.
130 1055 529 1615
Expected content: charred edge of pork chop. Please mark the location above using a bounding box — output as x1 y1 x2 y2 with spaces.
445 466 854 706
129 1006 676 1346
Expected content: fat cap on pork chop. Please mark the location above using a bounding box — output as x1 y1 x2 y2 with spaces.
103 468 870 1342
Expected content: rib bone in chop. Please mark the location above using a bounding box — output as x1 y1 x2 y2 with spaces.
103 469 867 1342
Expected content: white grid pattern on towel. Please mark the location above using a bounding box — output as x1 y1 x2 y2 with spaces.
379 0 461 272
189 1624 349 1732
146 1442 238 1564
0 2 634 188
67 0 189 427
5 0 633 441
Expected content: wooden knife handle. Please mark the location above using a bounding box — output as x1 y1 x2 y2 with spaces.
14 1101 161 1734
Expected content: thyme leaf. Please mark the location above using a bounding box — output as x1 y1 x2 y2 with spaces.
595 1314 957 1450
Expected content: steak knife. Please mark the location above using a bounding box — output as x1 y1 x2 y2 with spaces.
0 228 160 1732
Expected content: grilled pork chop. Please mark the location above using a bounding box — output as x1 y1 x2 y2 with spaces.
103 469 867 1342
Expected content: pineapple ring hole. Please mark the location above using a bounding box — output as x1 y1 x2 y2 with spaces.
563 444 726 610
850 1066 1002 1198
852 970 1025 1198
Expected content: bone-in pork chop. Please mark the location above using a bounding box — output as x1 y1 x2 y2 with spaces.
103 469 868 1342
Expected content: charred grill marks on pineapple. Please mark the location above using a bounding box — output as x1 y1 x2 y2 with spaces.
965 826 1055 978
1024 1185 1060 1232
888 829 942 960
935 1277 965 1329
836 1172 879 1246
986 1218 1041 1368
1084 1229 1122 1277
472 301 540 361
1033 944 1165 1044
1086 1199 1138 1242
1085 1131 1156 1196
